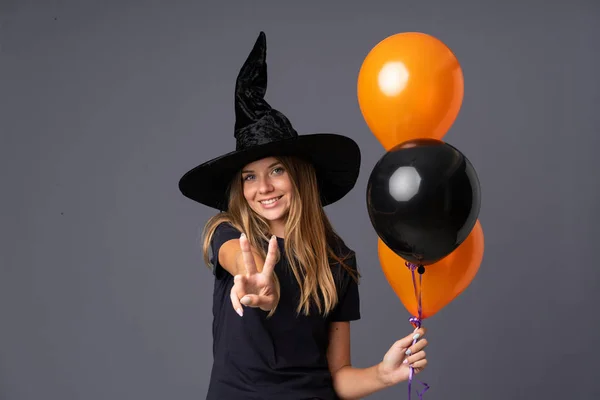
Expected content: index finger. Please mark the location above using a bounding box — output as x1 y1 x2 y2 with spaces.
397 327 427 349
261 235 278 276
412 326 426 340
239 233 258 275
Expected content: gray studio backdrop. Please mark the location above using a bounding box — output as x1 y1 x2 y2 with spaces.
1 1 599 399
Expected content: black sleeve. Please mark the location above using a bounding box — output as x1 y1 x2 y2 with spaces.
209 222 242 280
329 252 361 322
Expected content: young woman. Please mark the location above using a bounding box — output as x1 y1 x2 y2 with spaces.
178 32 428 400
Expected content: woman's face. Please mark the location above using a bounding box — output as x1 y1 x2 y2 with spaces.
241 157 293 227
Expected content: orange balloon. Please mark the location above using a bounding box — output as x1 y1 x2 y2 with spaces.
378 220 484 319
357 32 464 150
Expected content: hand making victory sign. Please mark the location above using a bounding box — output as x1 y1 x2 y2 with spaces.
230 233 279 317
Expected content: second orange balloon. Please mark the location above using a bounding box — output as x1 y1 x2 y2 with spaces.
357 32 464 150
378 220 484 319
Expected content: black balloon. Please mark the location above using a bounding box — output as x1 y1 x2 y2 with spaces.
366 138 481 266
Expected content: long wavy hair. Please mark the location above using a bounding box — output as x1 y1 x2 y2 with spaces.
202 155 359 317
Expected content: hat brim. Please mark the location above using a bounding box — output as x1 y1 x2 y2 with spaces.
178 133 361 210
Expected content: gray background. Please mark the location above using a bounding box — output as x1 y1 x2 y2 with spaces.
1 1 599 399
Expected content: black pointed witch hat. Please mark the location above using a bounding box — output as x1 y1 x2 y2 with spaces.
178 32 361 210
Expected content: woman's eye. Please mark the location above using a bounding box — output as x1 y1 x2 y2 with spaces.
243 174 255 181
272 167 284 175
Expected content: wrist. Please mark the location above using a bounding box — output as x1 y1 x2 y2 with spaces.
375 362 393 388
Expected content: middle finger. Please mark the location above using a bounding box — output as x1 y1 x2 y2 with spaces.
230 275 247 316
240 233 258 275
405 338 428 356
406 350 426 365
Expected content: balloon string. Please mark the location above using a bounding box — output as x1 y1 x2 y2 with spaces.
405 262 430 400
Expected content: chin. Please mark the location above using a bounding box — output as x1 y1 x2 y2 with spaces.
259 210 287 221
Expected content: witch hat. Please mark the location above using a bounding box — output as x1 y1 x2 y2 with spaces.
178 32 361 211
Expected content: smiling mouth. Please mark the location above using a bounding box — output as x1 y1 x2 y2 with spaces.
259 195 283 205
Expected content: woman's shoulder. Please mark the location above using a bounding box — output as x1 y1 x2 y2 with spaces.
205 219 243 277
214 221 241 234
328 232 355 258
328 233 361 293
328 233 358 278
206 218 243 250
204 213 242 237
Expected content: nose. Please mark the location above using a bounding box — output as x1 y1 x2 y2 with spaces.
258 176 274 194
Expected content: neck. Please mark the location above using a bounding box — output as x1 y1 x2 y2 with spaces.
269 219 286 239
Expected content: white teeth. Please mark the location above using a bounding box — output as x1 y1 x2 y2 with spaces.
260 196 281 205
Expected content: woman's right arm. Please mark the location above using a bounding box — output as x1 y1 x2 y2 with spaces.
218 236 266 277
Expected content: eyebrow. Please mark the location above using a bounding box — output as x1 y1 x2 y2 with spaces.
242 162 281 174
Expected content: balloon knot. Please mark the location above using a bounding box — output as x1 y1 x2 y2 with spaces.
405 262 425 275
409 316 422 329
405 261 418 271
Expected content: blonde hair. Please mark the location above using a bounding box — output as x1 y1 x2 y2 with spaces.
202 155 359 316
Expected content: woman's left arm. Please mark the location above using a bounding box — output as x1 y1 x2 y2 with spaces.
327 321 428 400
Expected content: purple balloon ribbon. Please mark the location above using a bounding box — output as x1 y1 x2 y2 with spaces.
405 262 430 400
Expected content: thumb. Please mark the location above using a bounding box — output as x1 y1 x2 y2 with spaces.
240 294 272 310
